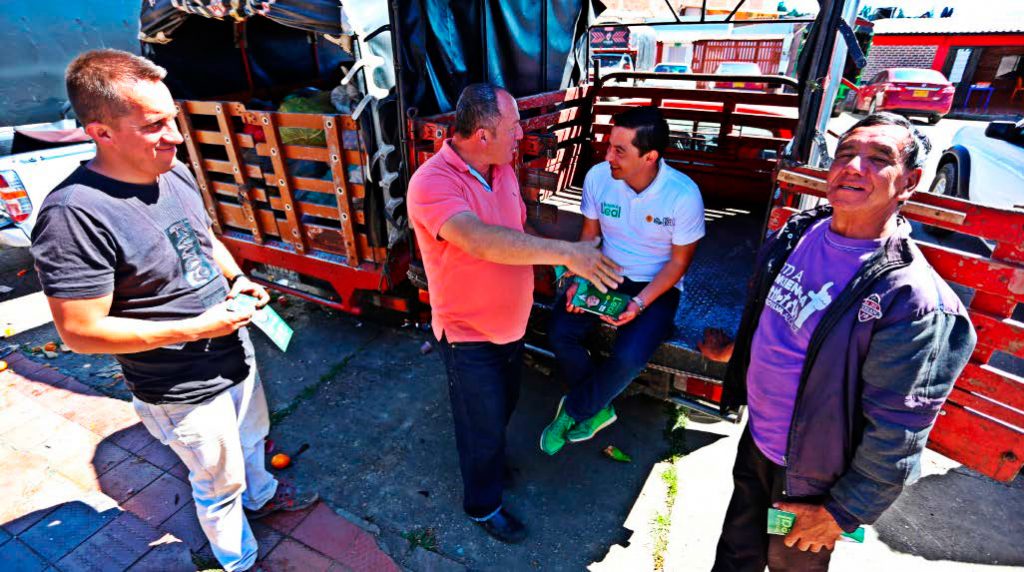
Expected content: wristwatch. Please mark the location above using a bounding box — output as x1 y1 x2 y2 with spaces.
632 296 647 313
228 273 249 287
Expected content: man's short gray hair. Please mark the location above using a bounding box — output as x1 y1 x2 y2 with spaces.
66 49 168 126
837 112 932 170
454 83 504 137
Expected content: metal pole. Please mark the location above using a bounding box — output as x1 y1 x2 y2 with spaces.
663 0 681 22
387 0 411 190
541 0 548 91
791 0 859 164
725 0 748 22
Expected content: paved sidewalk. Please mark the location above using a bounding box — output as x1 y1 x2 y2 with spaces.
0 349 402 572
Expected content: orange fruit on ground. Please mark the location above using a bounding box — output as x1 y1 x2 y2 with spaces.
43 342 58 352
270 453 291 469
0 360 7 373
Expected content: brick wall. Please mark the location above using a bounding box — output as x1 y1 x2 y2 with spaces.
861 44 938 82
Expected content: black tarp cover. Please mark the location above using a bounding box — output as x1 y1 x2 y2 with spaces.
394 0 600 117
142 0 600 119
140 0 344 43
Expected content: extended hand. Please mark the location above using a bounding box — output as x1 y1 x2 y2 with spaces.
227 275 270 308
191 301 254 339
601 301 640 326
697 328 734 362
776 502 843 553
565 238 622 293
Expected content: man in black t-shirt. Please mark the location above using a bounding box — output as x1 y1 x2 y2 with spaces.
30 49 316 572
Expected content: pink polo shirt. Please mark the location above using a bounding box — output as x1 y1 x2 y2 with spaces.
407 140 533 344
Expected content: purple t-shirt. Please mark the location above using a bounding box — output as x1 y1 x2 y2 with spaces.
747 218 883 466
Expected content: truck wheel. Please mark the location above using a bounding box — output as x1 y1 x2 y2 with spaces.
931 162 962 198
926 162 960 236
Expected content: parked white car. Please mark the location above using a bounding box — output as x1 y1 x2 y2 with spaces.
929 119 1024 211
0 122 95 248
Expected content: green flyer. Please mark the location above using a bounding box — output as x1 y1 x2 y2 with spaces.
229 294 293 352
767 508 864 543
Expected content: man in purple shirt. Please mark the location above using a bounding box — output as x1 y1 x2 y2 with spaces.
708 113 976 571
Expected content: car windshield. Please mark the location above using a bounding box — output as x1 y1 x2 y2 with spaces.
891 69 948 83
654 64 687 73
717 62 761 75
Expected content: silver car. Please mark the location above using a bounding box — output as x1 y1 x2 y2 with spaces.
929 119 1024 211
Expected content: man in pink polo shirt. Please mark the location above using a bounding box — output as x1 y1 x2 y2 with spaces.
407 83 622 543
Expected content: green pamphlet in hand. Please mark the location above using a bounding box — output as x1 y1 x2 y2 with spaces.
228 294 294 352
570 280 631 319
767 508 864 543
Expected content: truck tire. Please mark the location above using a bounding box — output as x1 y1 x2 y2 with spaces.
931 162 961 199
926 162 960 236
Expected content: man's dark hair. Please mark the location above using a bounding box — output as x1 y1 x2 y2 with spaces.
838 112 932 170
66 49 167 126
612 106 669 159
454 83 505 137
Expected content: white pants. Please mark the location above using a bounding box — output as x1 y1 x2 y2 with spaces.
133 368 278 572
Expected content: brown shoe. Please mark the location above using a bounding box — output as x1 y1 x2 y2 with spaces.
245 480 318 520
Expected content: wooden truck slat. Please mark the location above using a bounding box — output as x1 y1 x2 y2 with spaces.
177 99 394 314
322 114 362 264
253 111 307 254
176 105 222 234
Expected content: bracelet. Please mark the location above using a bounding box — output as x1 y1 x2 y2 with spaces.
632 296 647 313
228 273 248 287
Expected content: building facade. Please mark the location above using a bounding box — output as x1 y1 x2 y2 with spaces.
865 18 1024 117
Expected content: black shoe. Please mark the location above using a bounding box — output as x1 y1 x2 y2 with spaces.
474 509 527 544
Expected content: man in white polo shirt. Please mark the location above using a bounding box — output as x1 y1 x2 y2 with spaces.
541 106 705 455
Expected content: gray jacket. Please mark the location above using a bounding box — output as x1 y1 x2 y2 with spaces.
722 206 977 531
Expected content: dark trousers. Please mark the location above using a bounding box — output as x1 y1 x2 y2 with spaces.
437 336 523 519
548 278 680 421
713 428 833 572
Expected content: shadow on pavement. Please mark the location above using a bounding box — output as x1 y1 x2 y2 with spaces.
875 467 1024 567
266 325 732 570
0 359 196 570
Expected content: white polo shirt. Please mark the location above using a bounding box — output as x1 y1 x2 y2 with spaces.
580 160 705 289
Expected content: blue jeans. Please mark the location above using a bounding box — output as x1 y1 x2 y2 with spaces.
436 336 523 519
548 278 680 421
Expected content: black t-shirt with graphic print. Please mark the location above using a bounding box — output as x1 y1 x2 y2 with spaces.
30 163 252 405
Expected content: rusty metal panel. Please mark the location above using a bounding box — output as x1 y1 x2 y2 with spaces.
929 398 1024 483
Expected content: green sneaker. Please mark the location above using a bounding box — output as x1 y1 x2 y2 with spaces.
566 405 617 443
540 396 576 456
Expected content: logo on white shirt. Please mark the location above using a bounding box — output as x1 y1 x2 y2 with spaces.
601 202 621 218
645 215 675 227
